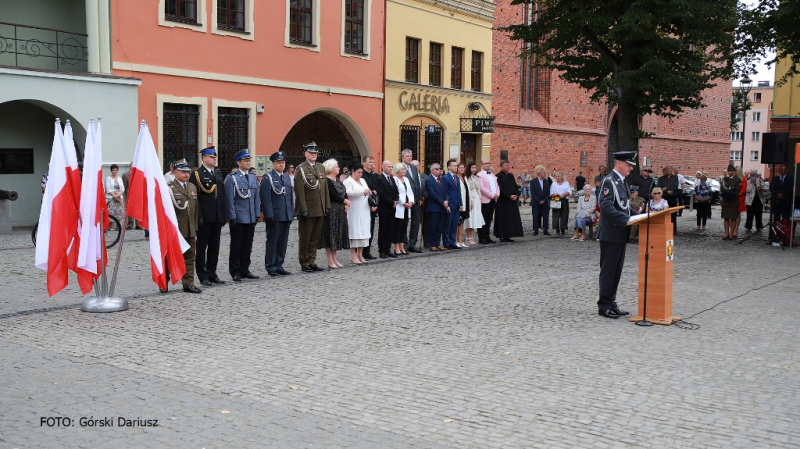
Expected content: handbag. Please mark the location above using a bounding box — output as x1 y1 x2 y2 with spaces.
549 198 562 209
368 191 379 207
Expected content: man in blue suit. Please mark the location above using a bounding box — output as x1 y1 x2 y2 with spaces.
424 163 449 251
529 165 551 236
224 149 261 282
260 151 293 277
442 158 462 250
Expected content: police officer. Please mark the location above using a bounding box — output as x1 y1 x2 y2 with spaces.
597 151 640 319
259 151 293 276
190 146 227 287
294 141 330 272
164 159 201 294
224 149 261 282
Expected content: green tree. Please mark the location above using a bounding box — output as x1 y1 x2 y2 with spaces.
504 0 737 163
736 0 800 86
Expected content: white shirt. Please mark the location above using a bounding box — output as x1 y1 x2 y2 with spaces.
550 180 571 197
486 171 498 195
677 173 685 189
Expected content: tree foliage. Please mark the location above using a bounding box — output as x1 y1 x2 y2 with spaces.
736 0 800 85
505 0 737 118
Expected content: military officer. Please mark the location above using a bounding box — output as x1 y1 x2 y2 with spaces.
259 151 294 276
597 151 640 319
294 141 330 272
190 146 227 287
224 149 261 282
163 159 201 294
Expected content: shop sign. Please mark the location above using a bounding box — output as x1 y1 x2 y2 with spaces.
399 91 451 115
471 118 494 133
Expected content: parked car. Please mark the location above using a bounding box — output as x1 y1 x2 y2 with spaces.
682 176 720 204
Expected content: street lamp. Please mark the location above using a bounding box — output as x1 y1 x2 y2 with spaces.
739 75 753 173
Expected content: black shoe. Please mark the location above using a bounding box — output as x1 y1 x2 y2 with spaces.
486 239 497 244
232 274 242 282
267 271 279 277
201 279 213 287
210 276 226 284
183 285 202 294
500 238 515 242
379 253 389 259
409 247 422 253
310 264 325 271
243 271 260 279
612 307 630 316
387 252 398 258
448 245 462 250
364 253 378 260
543 231 551 236
276 269 292 275
479 240 489 244
301 265 313 273
159 287 168 293
598 309 620 319
532 232 539 236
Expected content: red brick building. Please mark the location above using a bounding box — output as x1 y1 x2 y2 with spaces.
491 0 732 182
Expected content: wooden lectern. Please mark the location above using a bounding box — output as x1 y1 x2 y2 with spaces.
625 206 683 325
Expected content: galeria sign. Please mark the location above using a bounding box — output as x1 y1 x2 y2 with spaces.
399 91 450 115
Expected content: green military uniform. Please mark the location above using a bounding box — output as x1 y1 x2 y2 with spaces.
294 154 330 269
168 179 199 287
629 196 646 241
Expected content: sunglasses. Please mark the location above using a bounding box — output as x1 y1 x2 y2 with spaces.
653 192 662 195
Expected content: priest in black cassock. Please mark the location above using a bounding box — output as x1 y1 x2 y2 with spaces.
494 160 524 242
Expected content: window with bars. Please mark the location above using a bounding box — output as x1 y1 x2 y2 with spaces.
218 0 245 31
429 42 442 86
405 37 420 83
451 47 463 89
162 103 200 173
344 0 364 54
471 51 483 92
165 0 198 23
217 107 249 172
290 0 313 45
400 126 420 161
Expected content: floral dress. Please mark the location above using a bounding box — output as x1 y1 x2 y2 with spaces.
318 179 350 251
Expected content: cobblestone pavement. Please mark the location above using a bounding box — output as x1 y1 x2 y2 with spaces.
1 205 798 447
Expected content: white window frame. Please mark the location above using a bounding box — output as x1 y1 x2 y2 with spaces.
750 151 759 161
285 0 321 52
211 99 257 154
730 131 742 141
159 0 208 33
752 92 762 103
341 0 371 59
212 0 254 40
730 150 742 161
752 111 761 122
752 131 760 141
156 95 209 167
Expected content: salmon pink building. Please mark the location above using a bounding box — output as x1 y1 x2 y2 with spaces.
112 0 385 173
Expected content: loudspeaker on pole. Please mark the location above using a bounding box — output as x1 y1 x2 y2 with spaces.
761 133 789 164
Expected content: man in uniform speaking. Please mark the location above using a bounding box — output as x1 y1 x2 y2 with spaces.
597 151 640 319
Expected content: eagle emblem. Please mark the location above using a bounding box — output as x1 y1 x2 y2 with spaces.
603 188 610 196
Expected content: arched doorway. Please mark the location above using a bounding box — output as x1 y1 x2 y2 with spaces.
280 111 363 169
0 100 87 226
399 115 444 174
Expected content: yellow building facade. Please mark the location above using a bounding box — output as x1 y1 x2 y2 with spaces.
385 0 495 172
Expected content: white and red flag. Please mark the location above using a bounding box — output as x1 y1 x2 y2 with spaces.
126 121 189 290
75 119 109 294
35 120 82 296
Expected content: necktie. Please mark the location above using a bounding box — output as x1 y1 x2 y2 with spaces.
436 176 442 189
279 173 284 185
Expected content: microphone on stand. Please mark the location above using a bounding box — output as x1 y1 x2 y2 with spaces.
636 201 654 327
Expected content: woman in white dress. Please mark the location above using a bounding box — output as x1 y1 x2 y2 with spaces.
392 163 415 256
344 163 372 264
463 161 484 244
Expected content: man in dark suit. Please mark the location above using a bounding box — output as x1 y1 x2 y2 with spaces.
260 151 293 277
224 149 261 282
376 159 399 258
597 151 640 319
361 155 380 259
190 146 227 287
412 160 429 248
442 158 462 250
424 163 448 251
770 164 794 221
400 149 423 253
530 165 550 236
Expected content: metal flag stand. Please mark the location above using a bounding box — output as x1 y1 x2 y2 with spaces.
80 117 128 312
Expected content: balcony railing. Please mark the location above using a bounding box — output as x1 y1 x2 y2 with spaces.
0 22 88 73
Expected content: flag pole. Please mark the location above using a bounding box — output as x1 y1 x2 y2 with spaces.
81 117 127 312
108 208 127 297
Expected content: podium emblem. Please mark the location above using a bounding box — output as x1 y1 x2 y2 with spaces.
666 240 674 261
